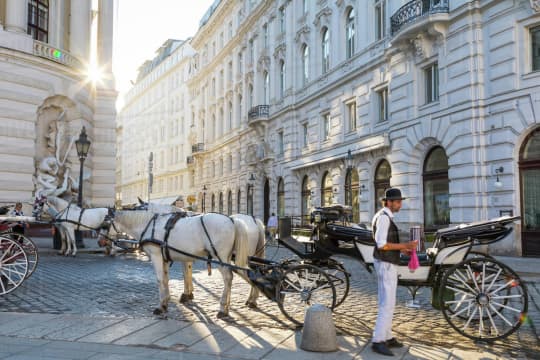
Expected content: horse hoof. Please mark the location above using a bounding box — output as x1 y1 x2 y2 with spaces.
245 301 258 309
153 308 164 315
216 311 229 319
180 293 193 303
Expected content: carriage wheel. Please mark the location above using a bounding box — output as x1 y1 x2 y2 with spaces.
440 257 528 341
8 233 38 278
319 260 350 308
0 237 29 295
276 264 336 326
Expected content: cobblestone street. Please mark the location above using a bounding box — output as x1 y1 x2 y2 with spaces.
1 245 539 358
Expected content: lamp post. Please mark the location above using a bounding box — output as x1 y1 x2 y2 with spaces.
247 173 255 215
75 126 91 247
202 185 207 212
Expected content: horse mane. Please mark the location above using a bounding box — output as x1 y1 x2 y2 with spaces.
115 210 156 229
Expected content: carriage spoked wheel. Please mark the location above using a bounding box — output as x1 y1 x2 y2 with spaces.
0 236 29 295
276 264 336 325
6 233 38 278
440 257 528 341
317 259 350 308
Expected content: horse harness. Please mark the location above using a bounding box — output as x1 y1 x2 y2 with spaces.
138 212 235 272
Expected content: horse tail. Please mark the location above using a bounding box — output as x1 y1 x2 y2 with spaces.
255 218 266 258
232 218 249 269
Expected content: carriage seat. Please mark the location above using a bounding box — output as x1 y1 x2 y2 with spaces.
398 252 430 266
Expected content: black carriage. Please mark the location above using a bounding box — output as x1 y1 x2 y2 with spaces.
269 205 527 342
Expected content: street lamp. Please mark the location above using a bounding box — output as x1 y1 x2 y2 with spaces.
345 149 353 171
247 173 255 215
74 126 91 247
494 166 504 189
202 184 207 212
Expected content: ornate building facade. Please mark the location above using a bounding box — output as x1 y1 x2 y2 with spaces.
0 0 117 207
117 39 195 206
118 0 540 256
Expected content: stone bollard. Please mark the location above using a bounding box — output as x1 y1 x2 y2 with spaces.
300 303 338 352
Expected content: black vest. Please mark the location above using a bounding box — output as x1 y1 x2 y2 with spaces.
372 212 400 264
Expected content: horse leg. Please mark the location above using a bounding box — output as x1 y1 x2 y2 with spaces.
58 227 66 255
235 270 259 309
65 228 73 256
147 247 170 315
217 266 233 319
180 262 194 303
70 228 78 257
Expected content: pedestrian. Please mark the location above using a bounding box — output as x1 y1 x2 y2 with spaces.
267 212 278 243
10 202 28 235
371 188 417 357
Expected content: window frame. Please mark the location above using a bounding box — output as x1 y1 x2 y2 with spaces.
531 25 540 72
377 87 388 123
27 0 49 42
346 7 355 59
375 0 386 41
425 62 439 104
321 27 330 74
322 113 331 141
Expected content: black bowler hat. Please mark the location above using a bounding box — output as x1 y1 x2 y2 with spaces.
382 188 406 201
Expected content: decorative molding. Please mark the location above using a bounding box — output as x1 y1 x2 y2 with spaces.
257 55 271 72
273 43 287 60
531 0 540 12
313 7 332 28
295 25 311 44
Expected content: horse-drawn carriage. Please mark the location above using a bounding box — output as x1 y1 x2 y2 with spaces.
0 207 39 296
271 205 527 342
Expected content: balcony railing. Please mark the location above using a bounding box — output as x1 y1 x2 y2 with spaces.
186 156 194 165
391 0 449 36
33 40 83 69
248 105 270 122
192 143 204 153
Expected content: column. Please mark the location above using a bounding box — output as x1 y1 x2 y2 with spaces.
98 0 114 82
5 0 27 33
69 0 91 62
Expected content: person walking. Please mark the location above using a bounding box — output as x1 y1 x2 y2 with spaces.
371 188 417 357
267 212 278 243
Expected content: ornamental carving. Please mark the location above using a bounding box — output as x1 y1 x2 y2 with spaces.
295 25 311 44
313 7 332 27
273 43 286 60
531 0 540 11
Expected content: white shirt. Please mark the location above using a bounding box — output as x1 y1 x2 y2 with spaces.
267 216 278 228
372 207 394 250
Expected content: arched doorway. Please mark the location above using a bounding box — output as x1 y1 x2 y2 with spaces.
264 178 270 225
423 147 450 231
520 129 540 256
301 176 310 226
321 171 333 206
374 160 391 212
277 177 285 216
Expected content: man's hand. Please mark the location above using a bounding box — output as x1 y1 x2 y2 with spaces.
407 240 419 250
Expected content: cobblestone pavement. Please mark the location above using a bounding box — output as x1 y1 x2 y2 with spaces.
1 245 539 358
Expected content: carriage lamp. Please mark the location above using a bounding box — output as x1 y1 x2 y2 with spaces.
75 126 91 248
345 149 353 171
494 166 504 189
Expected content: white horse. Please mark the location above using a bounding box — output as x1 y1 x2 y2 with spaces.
108 209 249 318
46 196 109 256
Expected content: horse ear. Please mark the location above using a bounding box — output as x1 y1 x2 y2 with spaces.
138 197 144 205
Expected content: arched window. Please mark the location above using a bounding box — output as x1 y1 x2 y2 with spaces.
277 178 285 216
237 189 242 213
321 171 333 206
302 44 309 85
28 0 49 42
423 147 450 230
279 60 285 98
263 71 270 104
238 94 243 124
248 84 254 109
321 27 330 73
345 168 360 222
374 160 391 212
219 108 224 136
301 176 311 225
520 129 540 255
346 7 355 59
211 114 216 141
211 193 216 212
219 192 224 213
227 190 232 215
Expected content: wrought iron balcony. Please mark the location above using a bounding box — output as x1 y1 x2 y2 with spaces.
391 0 449 36
191 143 204 153
186 155 194 165
248 105 270 122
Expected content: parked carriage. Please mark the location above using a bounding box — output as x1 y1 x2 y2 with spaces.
0 209 39 296
270 205 527 342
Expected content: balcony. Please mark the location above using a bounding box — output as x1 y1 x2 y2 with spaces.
248 105 269 122
33 41 83 69
192 143 205 154
186 156 194 165
390 0 449 37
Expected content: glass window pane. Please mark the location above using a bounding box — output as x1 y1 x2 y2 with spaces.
375 160 391 180
522 130 540 160
522 169 540 230
424 147 449 172
532 26 540 72
424 178 450 228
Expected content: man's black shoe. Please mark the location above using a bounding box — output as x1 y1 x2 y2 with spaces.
386 338 404 348
372 342 394 356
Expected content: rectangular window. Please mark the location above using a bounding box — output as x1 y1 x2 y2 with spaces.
27 0 49 42
532 26 540 71
377 88 388 122
303 0 308 15
323 113 330 140
249 39 254 62
263 23 268 48
375 0 385 40
347 101 357 131
228 21 233 39
425 62 439 103
303 123 308 147
277 131 284 155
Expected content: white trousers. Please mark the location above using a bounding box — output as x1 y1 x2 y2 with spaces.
372 260 398 343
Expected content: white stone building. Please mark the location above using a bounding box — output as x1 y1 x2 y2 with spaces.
116 39 195 207
0 0 117 207
119 0 540 256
